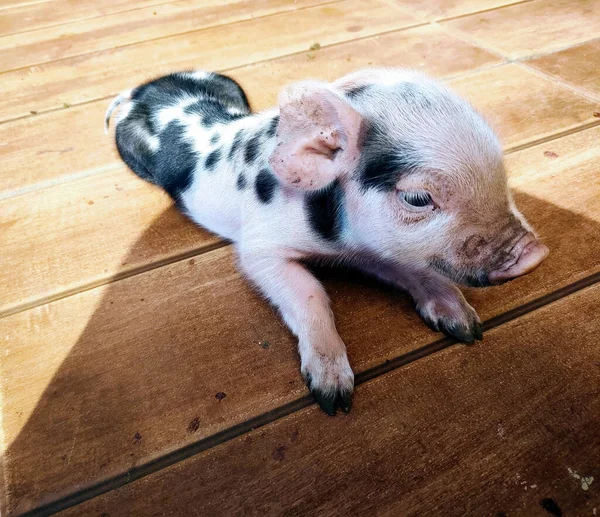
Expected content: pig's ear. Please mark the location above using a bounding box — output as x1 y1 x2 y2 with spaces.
268 80 364 191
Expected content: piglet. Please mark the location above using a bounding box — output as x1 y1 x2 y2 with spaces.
105 68 549 415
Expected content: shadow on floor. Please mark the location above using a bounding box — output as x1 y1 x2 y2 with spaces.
2 191 599 515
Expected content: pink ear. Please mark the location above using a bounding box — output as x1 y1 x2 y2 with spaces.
268 80 364 191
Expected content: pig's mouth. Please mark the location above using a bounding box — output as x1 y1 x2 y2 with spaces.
429 257 491 287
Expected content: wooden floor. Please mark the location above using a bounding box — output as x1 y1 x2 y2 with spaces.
1 0 599 515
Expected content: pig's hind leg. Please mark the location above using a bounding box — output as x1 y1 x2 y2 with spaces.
361 262 483 345
239 251 354 416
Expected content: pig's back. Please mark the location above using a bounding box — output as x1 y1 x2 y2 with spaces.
113 71 251 201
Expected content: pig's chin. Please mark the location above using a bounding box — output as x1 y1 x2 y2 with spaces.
428 258 491 288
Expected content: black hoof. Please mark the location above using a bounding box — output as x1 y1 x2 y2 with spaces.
304 373 353 416
421 314 484 345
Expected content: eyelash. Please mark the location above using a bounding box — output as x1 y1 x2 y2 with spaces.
398 191 435 211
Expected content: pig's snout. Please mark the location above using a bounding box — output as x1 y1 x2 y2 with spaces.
488 232 549 284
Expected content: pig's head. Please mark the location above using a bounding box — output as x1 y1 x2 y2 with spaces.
269 68 548 287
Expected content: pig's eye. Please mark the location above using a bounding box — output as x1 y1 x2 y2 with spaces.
399 190 434 210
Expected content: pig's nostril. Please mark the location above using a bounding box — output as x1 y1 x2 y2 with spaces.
488 240 549 283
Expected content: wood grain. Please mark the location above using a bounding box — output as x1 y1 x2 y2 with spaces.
1 126 599 514
0 0 190 36
448 64 599 149
528 40 600 101
0 101 117 194
0 0 418 121
0 167 221 315
394 0 524 21
62 283 600 517
1 24 499 195
231 24 501 110
444 0 600 59
0 0 328 73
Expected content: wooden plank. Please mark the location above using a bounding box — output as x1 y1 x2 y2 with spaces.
1 125 599 514
1 64 598 315
443 0 600 59
65 283 600 517
0 0 183 37
528 40 600 101
0 24 500 195
0 0 329 73
230 24 501 113
448 64 598 149
394 0 525 21
0 0 419 121
0 167 221 315
0 101 116 194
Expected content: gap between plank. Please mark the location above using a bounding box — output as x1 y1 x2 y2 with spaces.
436 19 600 105
381 0 535 25
16 270 600 517
0 241 230 319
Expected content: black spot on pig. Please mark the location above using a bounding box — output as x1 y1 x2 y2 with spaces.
197 72 251 113
185 100 230 127
229 130 244 159
540 498 562 516
255 169 278 203
245 134 262 164
134 71 250 114
115 125 155 185
305 180 345 241
237 173 247 190
346 85 370 99
117 118 197 200
127 101 157 135
205 148 221 171
266 115 279 138
152 121 198 198
397 82 433 108
359 123 421 191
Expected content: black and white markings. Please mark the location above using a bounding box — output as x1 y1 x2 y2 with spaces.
152 121 198 198
266 115 279 138
236 173 247 190
244 133 261 165
229 130 244 160
254 168 278 203
359 123 421 192
305 180 345 242
205 148 222 171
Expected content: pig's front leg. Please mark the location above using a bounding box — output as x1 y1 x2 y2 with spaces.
361 262 483 344
239 250 354 415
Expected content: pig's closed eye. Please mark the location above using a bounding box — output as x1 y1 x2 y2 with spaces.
399 190 435 211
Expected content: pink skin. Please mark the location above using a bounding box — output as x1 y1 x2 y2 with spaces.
109 68 549 415
262 74 548 412
361 262 482 344
489 233 550 283
239 251 353 411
